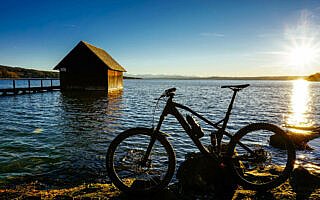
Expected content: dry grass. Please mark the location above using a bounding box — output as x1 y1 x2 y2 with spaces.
0 182 120 199
1 172 320 200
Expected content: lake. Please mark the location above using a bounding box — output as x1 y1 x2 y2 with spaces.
0 79 319 188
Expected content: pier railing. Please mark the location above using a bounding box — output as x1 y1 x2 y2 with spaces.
0 78 60 96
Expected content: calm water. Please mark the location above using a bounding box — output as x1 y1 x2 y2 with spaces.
0 79 319 188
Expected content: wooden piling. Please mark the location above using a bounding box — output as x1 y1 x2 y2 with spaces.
13 80 16 94
28 80 31 93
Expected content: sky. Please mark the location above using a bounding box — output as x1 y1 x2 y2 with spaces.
1 0 320 77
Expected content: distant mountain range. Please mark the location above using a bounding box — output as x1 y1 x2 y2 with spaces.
0 65 318 81
125 73 307 80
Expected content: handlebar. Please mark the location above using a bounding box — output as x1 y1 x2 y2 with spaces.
160 87 176 98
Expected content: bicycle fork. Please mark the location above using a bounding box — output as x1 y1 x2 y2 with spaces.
141 108 167 166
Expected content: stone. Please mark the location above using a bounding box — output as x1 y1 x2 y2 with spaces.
270 131 319 150
289 166 320 199
176 151 237 199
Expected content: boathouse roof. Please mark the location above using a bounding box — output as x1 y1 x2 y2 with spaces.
53 41 126 72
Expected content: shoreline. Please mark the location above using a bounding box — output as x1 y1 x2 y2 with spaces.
1 175 319 199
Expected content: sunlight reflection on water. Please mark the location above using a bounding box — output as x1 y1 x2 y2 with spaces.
285 80 320 173
286 80 315 130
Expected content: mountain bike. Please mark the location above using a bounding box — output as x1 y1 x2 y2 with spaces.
106 84 296 193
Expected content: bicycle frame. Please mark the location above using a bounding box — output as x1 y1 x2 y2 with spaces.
142 89 242 163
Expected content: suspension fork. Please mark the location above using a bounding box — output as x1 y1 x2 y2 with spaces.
141 100 170 165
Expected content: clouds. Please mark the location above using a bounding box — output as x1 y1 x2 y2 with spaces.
199 32 225 37
63 24 78 29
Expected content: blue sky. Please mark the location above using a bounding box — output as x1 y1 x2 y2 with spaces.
1 0 320 76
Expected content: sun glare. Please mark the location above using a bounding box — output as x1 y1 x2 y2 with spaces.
286 79 313 129
287 45 317 67
284 38 320 74
282 11 320 74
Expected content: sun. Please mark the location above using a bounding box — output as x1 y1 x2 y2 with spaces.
282 11 320 74
287 44 318 68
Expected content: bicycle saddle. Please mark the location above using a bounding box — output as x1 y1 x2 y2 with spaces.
221 84 250 90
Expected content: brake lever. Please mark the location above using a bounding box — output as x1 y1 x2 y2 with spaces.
154 87 176 100
154 94 165 100
164 88 176 95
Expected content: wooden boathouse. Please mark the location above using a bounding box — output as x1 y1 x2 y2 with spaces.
53 41 126 91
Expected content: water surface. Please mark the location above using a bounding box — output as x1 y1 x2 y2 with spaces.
0 79 319 187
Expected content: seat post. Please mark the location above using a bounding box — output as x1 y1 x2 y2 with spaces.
221 89 239 130
219 83 249 130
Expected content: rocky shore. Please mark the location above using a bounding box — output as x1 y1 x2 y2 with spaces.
0 167 319 200
1 131 319 200
1 160 319 200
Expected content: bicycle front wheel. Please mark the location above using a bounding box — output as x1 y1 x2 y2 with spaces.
106 128 176 194
227 123 295 191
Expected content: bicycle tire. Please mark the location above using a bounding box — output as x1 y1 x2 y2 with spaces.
106 127 176 194
227 123 295 191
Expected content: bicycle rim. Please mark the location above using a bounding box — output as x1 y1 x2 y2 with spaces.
228 123 295 190
107 128 175 193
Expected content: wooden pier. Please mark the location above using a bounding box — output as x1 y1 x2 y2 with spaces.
0 78 60 96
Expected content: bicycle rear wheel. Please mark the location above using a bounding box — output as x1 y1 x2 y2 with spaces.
106 128 176 194
227 123 295 191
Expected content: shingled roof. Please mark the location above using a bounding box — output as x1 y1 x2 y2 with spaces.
54 41 126 72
